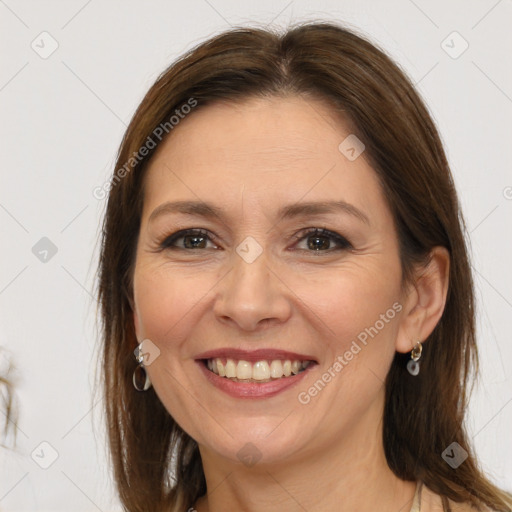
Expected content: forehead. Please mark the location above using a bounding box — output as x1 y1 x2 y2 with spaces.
151 95 350 167
142 96 388 222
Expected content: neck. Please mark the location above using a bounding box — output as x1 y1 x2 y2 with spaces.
194 392 417 512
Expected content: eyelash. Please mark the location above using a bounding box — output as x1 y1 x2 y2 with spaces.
158 227 352 253
292 227 352 252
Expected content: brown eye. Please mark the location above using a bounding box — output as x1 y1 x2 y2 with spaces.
183 233 208 249
295 228 352 252
160 229 218 250
307 233 331 251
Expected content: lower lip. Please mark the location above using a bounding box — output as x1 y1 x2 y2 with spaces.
197 361 314 399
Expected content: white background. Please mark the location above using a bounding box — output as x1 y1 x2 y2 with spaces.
1 0 511 510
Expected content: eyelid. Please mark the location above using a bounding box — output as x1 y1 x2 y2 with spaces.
158 228 220 250
156 226 352 252
291 227 352 250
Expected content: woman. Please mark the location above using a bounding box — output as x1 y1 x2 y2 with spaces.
97 22 512 511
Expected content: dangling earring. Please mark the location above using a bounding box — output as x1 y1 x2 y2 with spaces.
133 342 152 391
406 340 422 376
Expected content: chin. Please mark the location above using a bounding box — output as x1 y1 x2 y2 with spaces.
196 417 310 466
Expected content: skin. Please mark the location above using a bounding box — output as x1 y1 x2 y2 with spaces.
132 96 450 512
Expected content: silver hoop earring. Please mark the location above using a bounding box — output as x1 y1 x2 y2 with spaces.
406 340 422 376
133 342 152 391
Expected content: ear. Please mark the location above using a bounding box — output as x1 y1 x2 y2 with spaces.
126 285 141 343
133 306 141 342
395 246 450 354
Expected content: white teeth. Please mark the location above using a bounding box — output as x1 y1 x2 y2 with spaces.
206 357 313 381
253 361 270 381
225 358 237 378
269 360 283 378
236 360 252 380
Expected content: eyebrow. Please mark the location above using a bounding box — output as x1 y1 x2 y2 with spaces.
148 199 370 226
279 200 370 225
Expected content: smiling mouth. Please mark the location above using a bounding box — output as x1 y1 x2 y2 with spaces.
202 358 315 383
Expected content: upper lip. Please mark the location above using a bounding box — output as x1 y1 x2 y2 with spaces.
195 348 318 363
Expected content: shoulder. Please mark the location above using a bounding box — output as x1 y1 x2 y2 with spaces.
421 483 497 512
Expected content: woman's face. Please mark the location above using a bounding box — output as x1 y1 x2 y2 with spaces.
132 96 411 466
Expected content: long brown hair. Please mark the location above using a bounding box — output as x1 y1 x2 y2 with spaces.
0 352 15 447
97 22 512 512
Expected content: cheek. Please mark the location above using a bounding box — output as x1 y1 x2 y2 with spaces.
287 264 403 415
133 264 218 348
288 258 402 348
132 265 219 433
290 266 402 419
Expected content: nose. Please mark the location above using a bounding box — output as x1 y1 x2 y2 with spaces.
213 250 292 332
